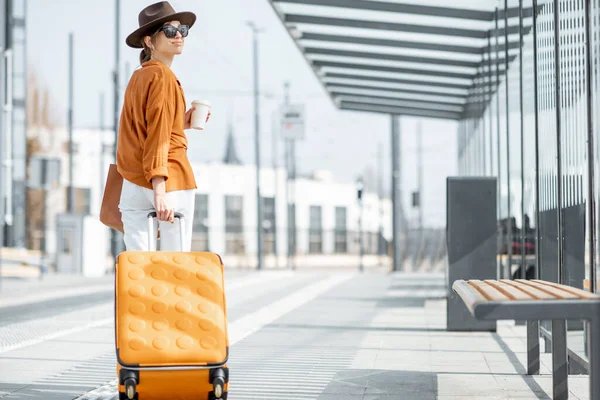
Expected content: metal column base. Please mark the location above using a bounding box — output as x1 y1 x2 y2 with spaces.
589 318 600 400
527 320 540 375
552 319 568 400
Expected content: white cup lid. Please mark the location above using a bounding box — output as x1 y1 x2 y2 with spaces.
192 100 211 107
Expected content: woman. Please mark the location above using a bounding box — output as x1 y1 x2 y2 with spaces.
117 1 208 251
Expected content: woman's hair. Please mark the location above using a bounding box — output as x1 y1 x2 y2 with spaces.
140 41 152 64
139 30 158 64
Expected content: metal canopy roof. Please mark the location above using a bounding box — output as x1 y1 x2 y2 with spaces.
268 0 532 120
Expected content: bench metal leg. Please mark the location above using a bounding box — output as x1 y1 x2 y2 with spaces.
552 319 568 400
589 317 600 400
527 320 540 375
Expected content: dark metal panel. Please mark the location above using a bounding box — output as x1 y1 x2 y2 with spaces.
325 82 468 100
446 177 498 331
313 60 473 80
285 14 489 38
330 91 464 110
340 101 461 120
324 72 471 90
305 47 480 69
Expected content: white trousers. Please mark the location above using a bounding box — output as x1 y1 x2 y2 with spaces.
119 179 195 251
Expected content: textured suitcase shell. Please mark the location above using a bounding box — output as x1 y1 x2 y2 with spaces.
115 251 229 368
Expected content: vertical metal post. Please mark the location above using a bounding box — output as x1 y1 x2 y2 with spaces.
284 139 293 269
589 315 600 399
112 0 120 258
527 320 540 374
287 137 297 270
533 0 541 280
249 23 263 270
391 114 402 272
505 0 513 276
378 141 384 265
417 121 423 233
68 32 74 213
99 92 105 199
554 0 564 284
481 68 487 176
0 0 5 289
551 319 568 400
488 31 493 177
3 0 13 247
584 0 596 294
519 0 526 279
496 8 503 278
357 178 364 273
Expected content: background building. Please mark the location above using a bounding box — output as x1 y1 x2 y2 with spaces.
1 0 28 249
22 122 446 273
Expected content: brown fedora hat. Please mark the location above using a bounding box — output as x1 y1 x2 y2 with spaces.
126 1 196 48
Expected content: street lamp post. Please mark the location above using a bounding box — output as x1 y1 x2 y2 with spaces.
356 177 364 273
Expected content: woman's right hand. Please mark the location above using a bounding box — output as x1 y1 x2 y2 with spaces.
152 177 174 223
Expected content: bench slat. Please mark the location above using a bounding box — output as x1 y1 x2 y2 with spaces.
530 280 600 299
452 280 489 314
500 279 558 300
514 280 579 299
469 280 510 301
484 280 535 300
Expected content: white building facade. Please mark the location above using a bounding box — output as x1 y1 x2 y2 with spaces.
34 128 392 271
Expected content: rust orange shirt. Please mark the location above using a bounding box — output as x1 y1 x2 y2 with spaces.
116 61 196 192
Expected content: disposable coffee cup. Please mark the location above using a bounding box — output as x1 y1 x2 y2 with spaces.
191 100 211 130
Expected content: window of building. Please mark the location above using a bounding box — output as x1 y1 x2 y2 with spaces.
65 187 91 214
192 194 209 251
262 197 276 254
288 203 296 254
309 205 322 254
225 195 244 254
334 206 348 253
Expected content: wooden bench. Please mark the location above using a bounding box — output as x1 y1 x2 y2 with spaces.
452 279 600 400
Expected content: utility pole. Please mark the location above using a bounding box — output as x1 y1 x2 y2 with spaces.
0 4 6 289
391 115 403 272
377 141 383 266
356 177 364 272
417 121 424 270
68 32 74 213
417 121 423 232
282 81 292 270
100 92 105 196
248 21 263 270
111 0 120 258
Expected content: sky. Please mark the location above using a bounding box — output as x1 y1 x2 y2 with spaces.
24 0 477 228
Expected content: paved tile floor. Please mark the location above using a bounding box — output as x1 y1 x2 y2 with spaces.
0 270 593 399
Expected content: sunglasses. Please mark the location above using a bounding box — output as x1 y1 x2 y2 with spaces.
157 25 189 39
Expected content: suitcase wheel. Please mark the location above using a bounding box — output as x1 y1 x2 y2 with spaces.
213 376 225 398
124 377 137 399
210 367 228 399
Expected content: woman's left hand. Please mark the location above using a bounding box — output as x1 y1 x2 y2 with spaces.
183 107 211 130
184 106 195 130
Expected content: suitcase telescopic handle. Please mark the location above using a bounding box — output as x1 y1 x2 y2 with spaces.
146 211 186 251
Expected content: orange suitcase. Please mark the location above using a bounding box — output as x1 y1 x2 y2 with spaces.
115 212 229 400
